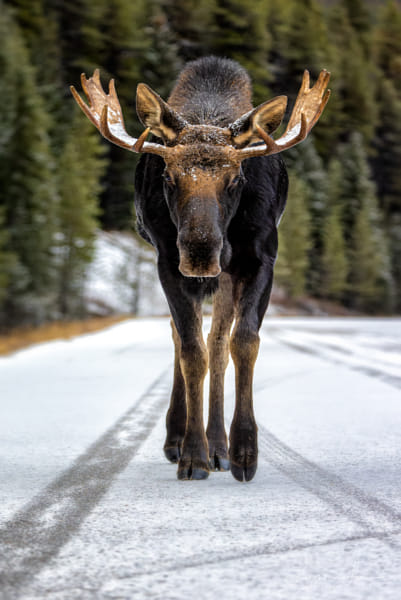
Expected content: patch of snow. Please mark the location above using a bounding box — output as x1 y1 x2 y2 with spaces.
2 317 401 599
84 231 168 317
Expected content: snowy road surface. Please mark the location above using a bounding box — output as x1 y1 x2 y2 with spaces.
1 316 401 599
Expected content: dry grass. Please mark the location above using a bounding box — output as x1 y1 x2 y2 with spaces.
0 315 130 356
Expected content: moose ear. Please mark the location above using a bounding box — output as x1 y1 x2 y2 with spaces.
229 95 288 148
136 83 186 143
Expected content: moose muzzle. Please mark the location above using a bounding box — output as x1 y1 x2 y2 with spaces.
177 199 223 278
178 237 223 277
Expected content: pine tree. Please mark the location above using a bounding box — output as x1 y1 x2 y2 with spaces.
136 2 182 100
340 0 373 58
285 137 328 295
326 158 344 210
0 207 17 313
371 78 401 219
98 0 151 230
326 3 377 144
388 214 401 312
337 133 394 312
349 194 393 312
320 207 348 301
269 0 329 95
160 0 216 62
336 133 368 239
209 0 271 104
275 174 312 299
2 0 400 316
0 7 59 326
267 0 335 156
374 0 401 94
44 0 146 230
285 138 328 226
7 0 62 91
56 108 106 317
316 157 348 301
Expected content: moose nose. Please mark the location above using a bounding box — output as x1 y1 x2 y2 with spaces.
179 259 221 278
177 232 223 278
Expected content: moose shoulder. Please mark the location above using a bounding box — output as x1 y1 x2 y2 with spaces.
71 56 330 482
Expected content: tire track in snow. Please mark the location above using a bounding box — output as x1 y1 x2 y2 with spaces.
0 368 171 599
116 529 401 585
268 330 401 390
126 427 401 583
258 424 401 536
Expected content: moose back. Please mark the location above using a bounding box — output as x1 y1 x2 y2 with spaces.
71 56 330 482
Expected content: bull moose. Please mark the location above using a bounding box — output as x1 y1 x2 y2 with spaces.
71 56 330 482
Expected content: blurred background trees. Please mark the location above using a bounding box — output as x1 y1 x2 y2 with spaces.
1 0 401 328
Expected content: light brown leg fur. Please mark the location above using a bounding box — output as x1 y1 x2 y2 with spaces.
206 273 234 471
177 302 210 480
164 320 187 463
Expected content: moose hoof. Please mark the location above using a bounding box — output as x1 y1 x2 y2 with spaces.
207 435 230 471
230 460 257 482
177 458 209 480
208 443 230 471
163 443 182 463
209 454 230 471
178 467 209 480
229 423 258 482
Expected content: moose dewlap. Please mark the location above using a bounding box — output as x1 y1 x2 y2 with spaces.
71 56 330 482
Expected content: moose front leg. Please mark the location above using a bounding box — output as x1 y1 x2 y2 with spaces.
159 261 210 480
230 325 259 482
207 273 234 471
176 301 210 480
229 267 274 482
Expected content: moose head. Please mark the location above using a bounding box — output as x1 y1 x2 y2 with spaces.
71 68 330 278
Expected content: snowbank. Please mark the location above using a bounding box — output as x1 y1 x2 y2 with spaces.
84 231 168 317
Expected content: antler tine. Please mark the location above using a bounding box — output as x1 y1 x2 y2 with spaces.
70 80 99 129
238 69 330 160
70 70 169 157
254 125 277 152
310 88 331 130
285 68 330 136
133 127 151 152
92 68 102 86
99 105 124 147
299 69 310 95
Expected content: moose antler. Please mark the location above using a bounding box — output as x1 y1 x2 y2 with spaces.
70 70 168 157
237 69 330 159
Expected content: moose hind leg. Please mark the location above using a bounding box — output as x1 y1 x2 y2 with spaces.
207 273 234 471
164 320 187 463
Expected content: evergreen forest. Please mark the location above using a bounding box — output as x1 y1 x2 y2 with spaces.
1 0 401 329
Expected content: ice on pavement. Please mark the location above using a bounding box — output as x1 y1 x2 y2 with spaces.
1 317 401 599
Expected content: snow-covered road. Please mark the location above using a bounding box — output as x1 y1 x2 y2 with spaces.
1 317 401 599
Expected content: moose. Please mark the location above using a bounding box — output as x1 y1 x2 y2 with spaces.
71 56 330 482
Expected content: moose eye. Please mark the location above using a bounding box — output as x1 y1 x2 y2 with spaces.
163 172 175 188
228 174 245 190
